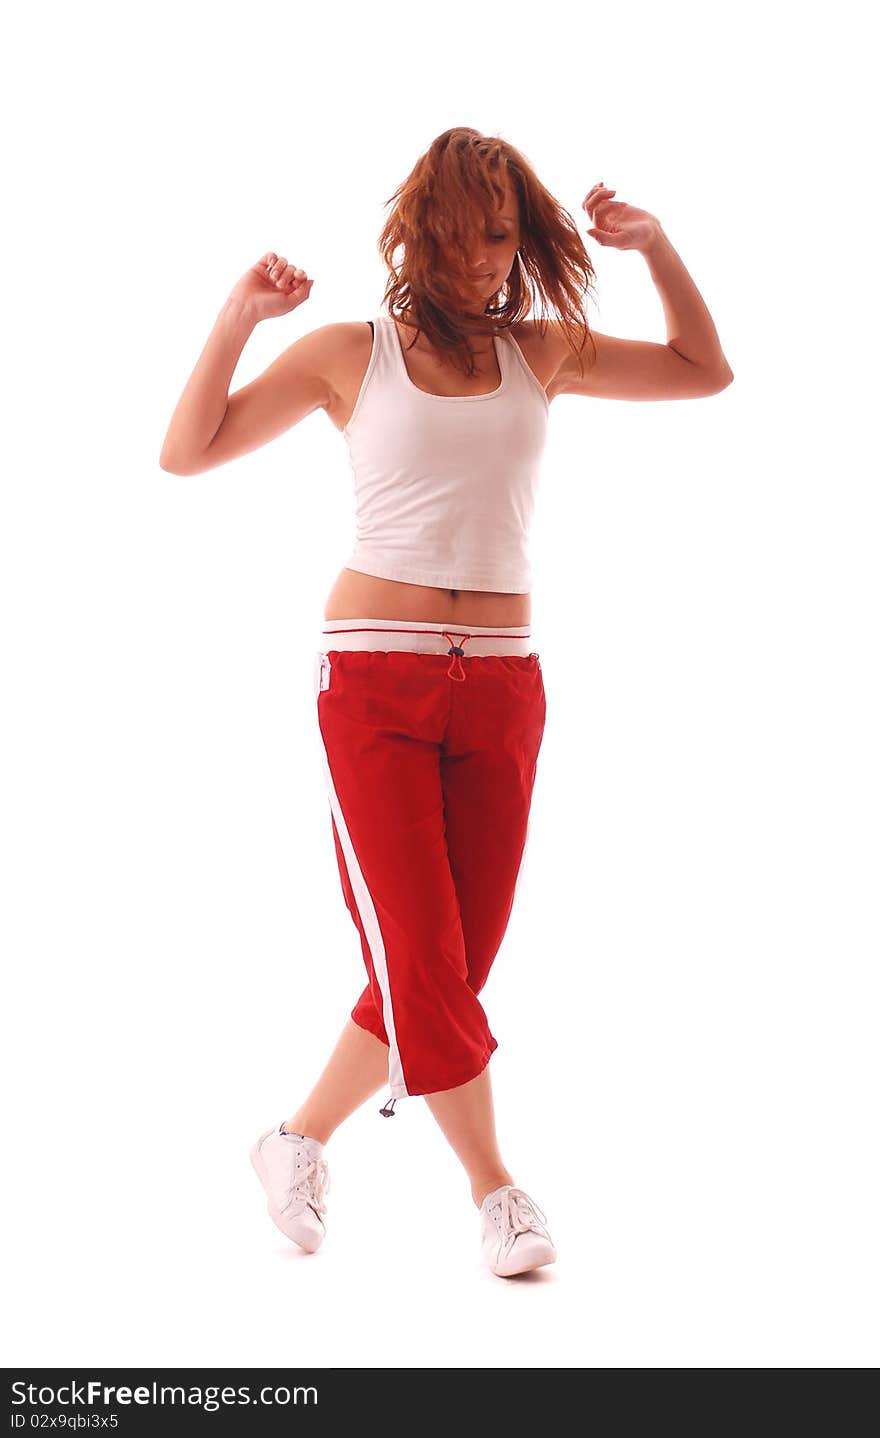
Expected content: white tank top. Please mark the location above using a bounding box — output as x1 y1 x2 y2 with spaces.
341 313 550 592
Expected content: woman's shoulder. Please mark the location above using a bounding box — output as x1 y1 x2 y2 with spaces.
508 316 576 352
310 318 377 379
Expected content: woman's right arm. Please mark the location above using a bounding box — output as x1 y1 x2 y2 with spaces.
158 251 331 476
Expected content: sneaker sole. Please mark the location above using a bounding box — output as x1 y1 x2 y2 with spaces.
492 1242 557 1278
249 1137 325 1253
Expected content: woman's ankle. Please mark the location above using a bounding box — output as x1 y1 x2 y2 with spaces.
472 1171 515 1207
281 1115 331 1145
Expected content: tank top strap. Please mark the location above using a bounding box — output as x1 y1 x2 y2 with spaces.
366 314 397 391
380 312 413 386
501 325 550 409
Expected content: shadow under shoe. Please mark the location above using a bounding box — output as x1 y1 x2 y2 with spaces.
250 1124 330 1253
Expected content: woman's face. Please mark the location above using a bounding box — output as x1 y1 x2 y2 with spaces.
456 186 521 302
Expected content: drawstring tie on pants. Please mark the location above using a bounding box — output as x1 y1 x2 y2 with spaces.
443 631 472 682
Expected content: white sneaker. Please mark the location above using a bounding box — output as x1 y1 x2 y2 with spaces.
249 1124 330 1253
479 1184 557 1277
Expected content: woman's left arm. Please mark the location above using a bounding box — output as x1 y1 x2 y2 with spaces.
639 225 734 380
549 182 734 402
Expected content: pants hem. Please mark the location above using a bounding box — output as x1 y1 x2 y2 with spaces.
391 1039 498 1100
350 1010 390 1047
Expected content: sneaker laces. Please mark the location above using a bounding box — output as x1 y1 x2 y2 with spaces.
281 1150 330 1219
485 1187 551 1254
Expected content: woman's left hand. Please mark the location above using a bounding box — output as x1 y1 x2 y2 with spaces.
582 182 662 252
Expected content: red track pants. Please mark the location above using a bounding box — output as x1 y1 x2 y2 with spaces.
312 618 546 1111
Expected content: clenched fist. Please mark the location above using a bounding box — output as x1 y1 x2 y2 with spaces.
228 251 315 323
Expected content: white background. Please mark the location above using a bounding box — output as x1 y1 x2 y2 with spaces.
3 0 877 1370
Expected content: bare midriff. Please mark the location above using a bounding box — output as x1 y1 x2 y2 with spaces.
323 568 530 627
321 317 556 628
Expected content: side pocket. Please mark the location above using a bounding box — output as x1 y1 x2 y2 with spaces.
313 651 332 700
529 652 545 723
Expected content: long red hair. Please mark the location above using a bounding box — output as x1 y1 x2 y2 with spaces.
378 127 597 380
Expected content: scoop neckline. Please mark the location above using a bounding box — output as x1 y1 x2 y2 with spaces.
387 315 506 402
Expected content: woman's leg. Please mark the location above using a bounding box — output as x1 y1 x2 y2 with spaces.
281 1018 389 1145
428 652 545 1209
423 1065 515 1207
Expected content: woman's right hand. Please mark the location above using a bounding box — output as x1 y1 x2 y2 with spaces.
228 251 315 323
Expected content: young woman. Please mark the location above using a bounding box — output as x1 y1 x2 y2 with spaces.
160 127 733 1279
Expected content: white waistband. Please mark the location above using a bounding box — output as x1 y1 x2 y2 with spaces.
319 617 533 657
